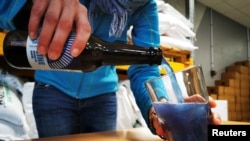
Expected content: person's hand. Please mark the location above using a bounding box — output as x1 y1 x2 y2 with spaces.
208 96 222 125
184 95 221 125
28 0 91 60
150 95 221 140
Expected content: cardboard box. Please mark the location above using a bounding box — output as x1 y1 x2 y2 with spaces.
235 96 241 103
234 79 240 88
240 80 249 89
241 89 249 96
209 93 218 100
240 96 250 104
218 95 235 104
224 86 235 95
241 104 250 111
207 86 224 94
235 103 241 112
226 65 249 74
240 74 250 81
217 86 224 95
229 102 236 112
242 112 250 121
236 111 242 121
235 60 250 67
221 72 240 80
215 79 235 87
234 88 240 95
229 111 237 121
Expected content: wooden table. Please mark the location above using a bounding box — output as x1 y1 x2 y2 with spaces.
22 128 162 141
222 121 250 125
20 121 250 141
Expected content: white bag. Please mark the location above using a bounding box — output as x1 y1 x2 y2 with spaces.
0 120 29 141
22 82 38 139
0 69 24 94
116 80 147 130
0 82 30 140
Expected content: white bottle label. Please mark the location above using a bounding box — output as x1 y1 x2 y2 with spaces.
26 37 51 69
26 33 78 71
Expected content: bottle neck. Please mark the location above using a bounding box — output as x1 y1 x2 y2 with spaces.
79 35 163 71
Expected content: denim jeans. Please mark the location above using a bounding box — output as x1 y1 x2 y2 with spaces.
32 81 117 138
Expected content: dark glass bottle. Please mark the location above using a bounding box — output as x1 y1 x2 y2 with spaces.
3 30 163 72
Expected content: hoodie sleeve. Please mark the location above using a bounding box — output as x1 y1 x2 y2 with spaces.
0 0 27 30
127 0 161 134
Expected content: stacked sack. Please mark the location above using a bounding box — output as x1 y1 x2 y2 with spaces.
0 69 29 140
156 0 197 51
0 69 38 140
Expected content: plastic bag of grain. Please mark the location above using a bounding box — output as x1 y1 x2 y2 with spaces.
0 82 30 140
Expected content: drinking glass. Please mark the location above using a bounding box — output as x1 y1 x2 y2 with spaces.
145 65 210 141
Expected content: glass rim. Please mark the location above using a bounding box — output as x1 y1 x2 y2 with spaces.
146 64 203 84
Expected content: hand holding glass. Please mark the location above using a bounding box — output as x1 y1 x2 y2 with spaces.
145 65 210 141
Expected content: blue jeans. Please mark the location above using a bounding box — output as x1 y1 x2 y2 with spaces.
32 81 117 138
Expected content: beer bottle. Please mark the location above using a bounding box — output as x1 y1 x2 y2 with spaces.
3 30 162 72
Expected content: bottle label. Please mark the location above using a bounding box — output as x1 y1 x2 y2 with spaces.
26 37 51 69
26 33 80 71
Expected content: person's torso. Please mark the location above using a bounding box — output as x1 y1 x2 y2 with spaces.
35 1 133 99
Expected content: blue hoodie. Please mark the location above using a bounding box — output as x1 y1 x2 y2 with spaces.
0 0 161 130
0 0 27 30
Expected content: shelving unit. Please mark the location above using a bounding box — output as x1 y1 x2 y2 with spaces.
0 32 6 56
160 45 192 67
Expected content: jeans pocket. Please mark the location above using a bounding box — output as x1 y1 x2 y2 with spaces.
34 81 51 89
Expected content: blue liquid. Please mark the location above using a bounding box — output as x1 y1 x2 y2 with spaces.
153 102 210 141
161 59 183 103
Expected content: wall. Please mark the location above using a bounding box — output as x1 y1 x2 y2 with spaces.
195 7 248 86
166 0 249 86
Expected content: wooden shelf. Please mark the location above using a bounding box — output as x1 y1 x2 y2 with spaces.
160 45 191 66
116 44 193 74
0 32 6 56
116 65 166 74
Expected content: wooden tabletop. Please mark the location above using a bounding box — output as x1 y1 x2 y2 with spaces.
22 127 162 141
221 121 250 125
20 121 250 141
